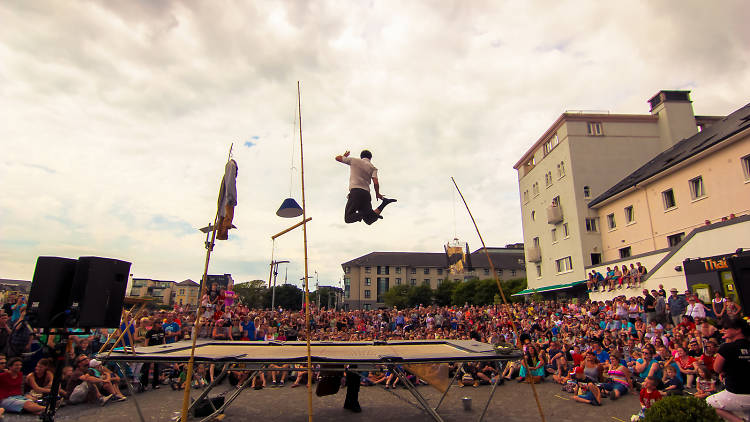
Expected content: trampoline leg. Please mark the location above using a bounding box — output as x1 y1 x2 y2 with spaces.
393 367 444 422
477 361 503 422
116 363 146 422
434 363 462 412
199 369 258 422
188 364 232 414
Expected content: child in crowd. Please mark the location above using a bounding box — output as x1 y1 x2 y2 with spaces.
693 365 716 400
635 376 662 419
661 365 683 396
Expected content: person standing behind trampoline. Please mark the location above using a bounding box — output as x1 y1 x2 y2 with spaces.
335 150 396 225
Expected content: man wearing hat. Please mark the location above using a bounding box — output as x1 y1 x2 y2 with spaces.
667 288 687 326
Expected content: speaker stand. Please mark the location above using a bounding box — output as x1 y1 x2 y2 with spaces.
39 331 72 422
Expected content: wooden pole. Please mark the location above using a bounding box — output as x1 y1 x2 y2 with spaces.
451 177 546 422
298 81 314 422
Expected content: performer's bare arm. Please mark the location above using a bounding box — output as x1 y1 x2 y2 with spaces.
373 177 383 200
335 150 350 162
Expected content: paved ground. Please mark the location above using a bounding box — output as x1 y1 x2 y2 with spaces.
4 381 640 422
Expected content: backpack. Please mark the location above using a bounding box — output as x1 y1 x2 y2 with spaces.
7 319 32 357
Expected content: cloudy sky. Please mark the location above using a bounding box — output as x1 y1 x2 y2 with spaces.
1 1 749 290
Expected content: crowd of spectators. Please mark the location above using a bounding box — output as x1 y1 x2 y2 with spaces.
587 262 648 291
0 283 747 421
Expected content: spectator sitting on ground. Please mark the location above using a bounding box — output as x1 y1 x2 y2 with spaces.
638 376 662 418
89 359 126 402
0 357 45 416
600 353 632 401
694 365 716 400
66 355 114 406
24 358 53 401
569 366 601 406
660 365 683 396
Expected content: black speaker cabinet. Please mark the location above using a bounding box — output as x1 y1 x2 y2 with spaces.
27 257 78 328
69 257 131 328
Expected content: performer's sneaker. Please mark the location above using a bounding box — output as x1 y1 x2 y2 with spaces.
381 197 397 207
344 402 362 413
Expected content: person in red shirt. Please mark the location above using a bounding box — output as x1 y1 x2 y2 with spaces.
639 376 662 412
0 357 45 415
674 346 698 388
700 340 718 376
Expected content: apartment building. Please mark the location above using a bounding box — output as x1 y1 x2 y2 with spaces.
514 90 723 295
129 278 176 307
341 245 525 310
585 101 750 301
174 279 200 307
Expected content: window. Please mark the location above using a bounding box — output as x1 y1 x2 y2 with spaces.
667 232 685 247
395 267 401 274
591 253 602 266
364 278 371 286
437 279 443 286
555 257 573 273
552 196 561 207
619 247 631 258
511 270 517 277
377 266 390 275
535 264 542 277
437 268 443 275
484 268 490 276
364 266 371 273
543 139 554 155
344 266 351 274
497 269 503 276
523 190 529 203
531 210 536 221
689 176 706 200
743 154 750 181
557 161 566 178
532 182 540 196
562 223 569 238
364 290 371 298
662 189 677 210
396 278 402 285
410 279 417 286
585 218 599 232
179 288 185 295
410 268 416 274
587 122 603 136
624 206 634 224
424 268 430 275
545 171 553 187
607 213 616 230
532 236 540 248
423 279 430 287
551 228 557 242
363 303 371 310
583 186 591 199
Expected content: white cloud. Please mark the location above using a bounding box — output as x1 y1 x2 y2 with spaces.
1 0 748 288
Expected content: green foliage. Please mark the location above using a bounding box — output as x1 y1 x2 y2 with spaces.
234 280 268 309
434 280 458 306
407 284 433 307
384 285 410 309
452 279 478 306
264 284 303 310
644 395 721 422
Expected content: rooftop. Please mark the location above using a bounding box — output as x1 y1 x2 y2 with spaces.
589 102 750 207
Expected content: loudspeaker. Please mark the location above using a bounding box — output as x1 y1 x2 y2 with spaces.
69 257 131 328
27 257 78 328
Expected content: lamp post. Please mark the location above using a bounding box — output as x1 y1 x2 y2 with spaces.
270 260 289 310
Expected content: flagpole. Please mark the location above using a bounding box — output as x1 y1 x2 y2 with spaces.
180 144 233 422
298 81 314 422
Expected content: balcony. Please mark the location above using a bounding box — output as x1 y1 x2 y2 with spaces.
527 246 542 262
547 205 563 224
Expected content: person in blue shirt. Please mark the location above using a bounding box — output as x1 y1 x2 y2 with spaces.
590 341 610 363
163 315 181 344
241 315 256 341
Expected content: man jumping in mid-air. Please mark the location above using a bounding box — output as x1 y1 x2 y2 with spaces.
335 149 396 225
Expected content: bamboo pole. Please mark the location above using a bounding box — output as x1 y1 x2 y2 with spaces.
272 217 312 240
451 177 546 422
298 81 314 422
179 145 232 422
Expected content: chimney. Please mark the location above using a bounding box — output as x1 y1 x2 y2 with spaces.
648 90 698 150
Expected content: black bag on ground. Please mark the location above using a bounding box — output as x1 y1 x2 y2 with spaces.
193 396 225 417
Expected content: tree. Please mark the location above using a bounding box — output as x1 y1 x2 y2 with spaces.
452 279 478 306
434 280 458 306
407 284 433 307
265 284 303 310
472 279 498 305
234 280 268 309
384 285 410 309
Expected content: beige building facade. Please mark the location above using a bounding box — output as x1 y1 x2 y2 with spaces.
515 90 723 292
129 278 176 307
341 246 526 310
174 279 200 307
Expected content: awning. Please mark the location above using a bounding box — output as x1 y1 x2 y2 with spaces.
512 280 587 296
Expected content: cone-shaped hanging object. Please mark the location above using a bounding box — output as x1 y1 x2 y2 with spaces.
276 197 303 218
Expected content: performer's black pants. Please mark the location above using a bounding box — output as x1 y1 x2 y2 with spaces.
141 362 160 388
345 188 379 225
345 368 361 406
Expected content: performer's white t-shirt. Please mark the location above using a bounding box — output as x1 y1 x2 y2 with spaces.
341 156 378 192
